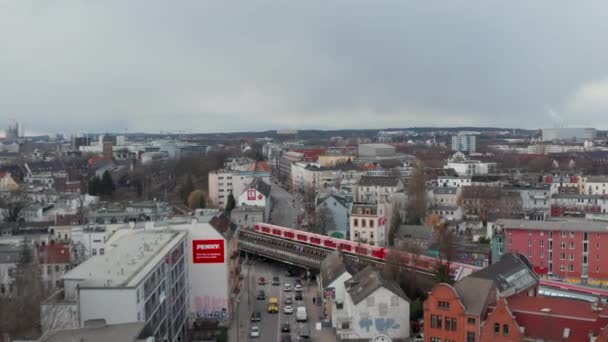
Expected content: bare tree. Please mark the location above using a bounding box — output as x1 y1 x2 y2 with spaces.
313 205 335 235
405 167 427 224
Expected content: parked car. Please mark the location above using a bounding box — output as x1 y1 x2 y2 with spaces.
283 305 294 314
257 290 266 300
281 323 291 333
294 282 302 290
283 283 292 292
258 277 266 285
284 297 293 305
272 276 280 285
295 291 303 301
250 311 262 322
250 326 260 338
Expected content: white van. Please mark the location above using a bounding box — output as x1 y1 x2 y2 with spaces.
296 306 307 322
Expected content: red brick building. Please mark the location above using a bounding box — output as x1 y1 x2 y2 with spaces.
495 218 608 285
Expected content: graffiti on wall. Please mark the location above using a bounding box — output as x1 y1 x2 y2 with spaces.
194 295 229 321
359 318 401 333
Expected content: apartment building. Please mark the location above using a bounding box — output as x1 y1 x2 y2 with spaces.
42 229 188 342
451 133 477 153
208 169 270 208
350 203 386 246
495 218 608 286
356 176 404 204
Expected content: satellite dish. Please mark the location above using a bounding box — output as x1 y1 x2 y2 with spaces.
373 335 392 342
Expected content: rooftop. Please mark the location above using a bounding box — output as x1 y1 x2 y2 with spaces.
508 295 608 342
320 251 351 288
469 252 539 294
62 229 186 288
453 277 496 315
358 176 401 187
38 242 71 264
496 218 608 233
39 321 147 342
345 266 409 305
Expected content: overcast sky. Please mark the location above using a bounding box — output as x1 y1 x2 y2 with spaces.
1 1 608 135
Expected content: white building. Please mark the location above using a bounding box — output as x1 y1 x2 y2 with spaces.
236 178 272 221
451 132 477 153
350 203 386 246
318 252 354 329
581 176 608 195
42 229 188 342
316 194 352 239
542 128 596 142
208 168 270 208
436 176 472 188
356 176 404 204
445 153 496 177
336 266 410 340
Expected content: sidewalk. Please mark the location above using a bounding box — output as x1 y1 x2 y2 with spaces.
305 281 337 342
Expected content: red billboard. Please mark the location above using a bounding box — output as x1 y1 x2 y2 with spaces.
247 189 257 201
192 239 225 264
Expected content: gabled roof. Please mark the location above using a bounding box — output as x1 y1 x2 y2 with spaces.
249 178 271 197
208 212 237 240
358 176 400 187
453 277 495 315
345 266 409 305
468 252 539 295
316 193 350 208
320 251 351 288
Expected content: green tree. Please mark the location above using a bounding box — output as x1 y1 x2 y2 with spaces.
88 176 102 196
101 170 115 196
225 192 236 212
434 263 453 284
187 190 206 209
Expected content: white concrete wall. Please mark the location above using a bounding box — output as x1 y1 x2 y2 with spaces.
79 288 137 325
186 221 230 320
329 272 353 329
342 287 410 340
237 188 267 207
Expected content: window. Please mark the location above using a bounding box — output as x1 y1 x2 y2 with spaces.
445 317 452 331
561 264 566 271
569 264 575 272
451 318 457 331
561 252 566 260
561 242 566 249
494 323 500 335
508 238 512 245
467 318 476 325
570 253 574 261
467 332 475 342
92 248 97 256
54 265 60 272
362 220 366 228
438 301 450 309
353 219 358 227
431 338 442 342
562 231 567 238
570 231 575 238
528 250 532 258
369 220 374 228
437 316 442 329
100 248 105 256
540 250 544 258
570 241 575 249
503 324 510 336
540 240 544 247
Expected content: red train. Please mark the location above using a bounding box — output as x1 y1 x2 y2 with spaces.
252 222 479 276
252 223 608 300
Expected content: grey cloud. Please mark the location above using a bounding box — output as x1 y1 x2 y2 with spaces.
1 0 608 134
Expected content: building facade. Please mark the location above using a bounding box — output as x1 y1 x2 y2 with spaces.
452 133 477 153
350 203 386 246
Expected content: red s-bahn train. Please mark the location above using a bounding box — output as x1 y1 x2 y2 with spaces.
252 223 608 300
252 222 479 276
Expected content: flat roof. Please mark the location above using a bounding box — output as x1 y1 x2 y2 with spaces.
496 218 608 233
63 229 186 288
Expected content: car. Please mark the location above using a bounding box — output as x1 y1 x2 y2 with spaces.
283 283 292 292
257 290 266 300
250 326 260 338
283 305 294 314
250 311 262 322
272 276 280 285
295 291 303 301
294 282 302 290
281 323 291 332
258 277 266 285
284 297 293 305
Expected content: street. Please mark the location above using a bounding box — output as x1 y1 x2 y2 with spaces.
269 181 301 227
230 256 335 342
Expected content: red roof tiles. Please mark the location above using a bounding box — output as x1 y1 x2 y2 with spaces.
38 242 71 264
